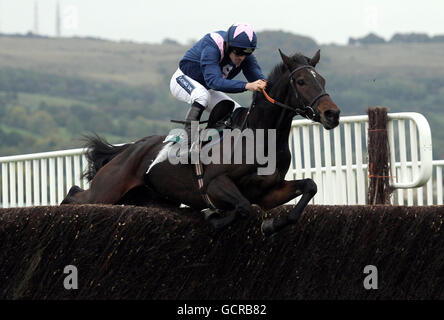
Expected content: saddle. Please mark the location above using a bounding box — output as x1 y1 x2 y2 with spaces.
206 100 236 130
167 100 244 209
167 99 245 145
170 100 237 130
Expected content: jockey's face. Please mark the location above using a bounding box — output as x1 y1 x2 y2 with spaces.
229 51 246 67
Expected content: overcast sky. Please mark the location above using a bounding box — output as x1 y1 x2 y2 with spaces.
0 0 443 45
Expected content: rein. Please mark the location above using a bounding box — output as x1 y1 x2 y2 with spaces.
261 88 301 112
261 65 329 121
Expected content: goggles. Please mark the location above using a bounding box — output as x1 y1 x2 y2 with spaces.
231 47 255 56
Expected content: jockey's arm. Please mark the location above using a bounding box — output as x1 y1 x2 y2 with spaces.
242 54 266 83
200 46 248 93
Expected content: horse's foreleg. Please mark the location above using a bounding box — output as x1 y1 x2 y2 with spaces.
205 175 252 230
257 180 306 210
259 178 317 236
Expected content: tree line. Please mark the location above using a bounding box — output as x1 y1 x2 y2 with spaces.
1 31 444 158
349 32 444 45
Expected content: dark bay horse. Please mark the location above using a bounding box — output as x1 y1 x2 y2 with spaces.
61 49 341 236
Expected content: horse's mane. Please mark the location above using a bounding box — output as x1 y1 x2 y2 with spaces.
250 52 310 107
265 52 310 89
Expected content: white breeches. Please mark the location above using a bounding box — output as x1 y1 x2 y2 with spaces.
169 68 242 112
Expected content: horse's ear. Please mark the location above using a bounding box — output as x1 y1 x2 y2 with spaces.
278 49 292 69
310 49 321 67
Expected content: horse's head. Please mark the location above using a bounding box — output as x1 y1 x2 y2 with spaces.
278 49 340 130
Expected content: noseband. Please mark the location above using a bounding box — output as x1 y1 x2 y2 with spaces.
288 65 329 121
262 65 329 121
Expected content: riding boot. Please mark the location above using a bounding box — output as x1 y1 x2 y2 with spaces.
184 101 205 157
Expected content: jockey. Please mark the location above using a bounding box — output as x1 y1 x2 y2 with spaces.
170 23 267 153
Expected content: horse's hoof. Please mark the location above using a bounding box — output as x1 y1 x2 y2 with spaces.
202 208 221 221
210 218 227 231
261 218 275 237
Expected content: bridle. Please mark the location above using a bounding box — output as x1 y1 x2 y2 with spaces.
262 65 329 121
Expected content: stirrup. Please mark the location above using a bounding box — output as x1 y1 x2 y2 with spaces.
170 119 208 125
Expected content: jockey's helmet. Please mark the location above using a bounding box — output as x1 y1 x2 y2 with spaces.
227 23 257 55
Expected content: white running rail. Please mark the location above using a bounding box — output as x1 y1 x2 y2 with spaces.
285 112 436 205
0 112 441 208
0 148 90 208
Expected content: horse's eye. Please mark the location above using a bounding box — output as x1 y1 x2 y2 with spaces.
297 80 305 86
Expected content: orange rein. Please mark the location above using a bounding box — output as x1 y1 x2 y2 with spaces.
261 88 275 104
260 87 306 114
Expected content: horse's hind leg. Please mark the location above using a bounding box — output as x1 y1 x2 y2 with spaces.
259 178 317 236
60 185 85 204
62 136 162 205
205 175 252 230
61 159 143 205
85 164 142 204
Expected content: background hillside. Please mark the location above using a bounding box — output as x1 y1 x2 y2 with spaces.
0 31 443 158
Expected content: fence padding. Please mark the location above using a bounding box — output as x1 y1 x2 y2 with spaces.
1 204 444 299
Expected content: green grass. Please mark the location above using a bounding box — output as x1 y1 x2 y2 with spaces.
0 37 184 86
0 123 33 136
15 92 95 110
2 35 444 84
320 43 444 77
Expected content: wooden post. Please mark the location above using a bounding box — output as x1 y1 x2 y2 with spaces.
367 107 393 205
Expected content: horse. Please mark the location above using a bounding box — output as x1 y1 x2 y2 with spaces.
61 49 341 237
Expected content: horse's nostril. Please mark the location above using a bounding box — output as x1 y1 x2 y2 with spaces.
325 110 340 121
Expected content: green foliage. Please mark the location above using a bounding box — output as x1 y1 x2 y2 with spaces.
349 33 386 45
348 32 444 45
0 33 443 159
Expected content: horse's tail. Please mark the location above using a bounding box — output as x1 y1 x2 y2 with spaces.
81 134 132 181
